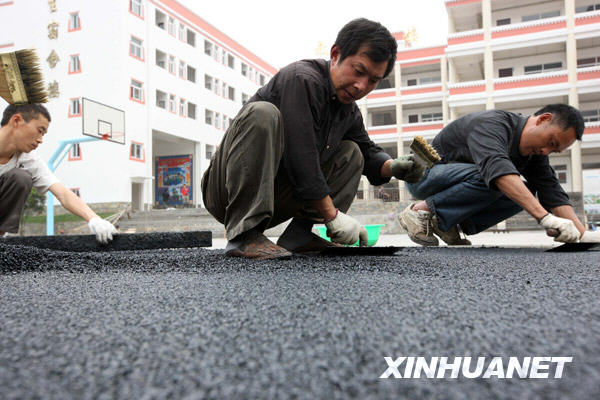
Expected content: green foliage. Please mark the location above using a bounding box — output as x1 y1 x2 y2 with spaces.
23 188 46 217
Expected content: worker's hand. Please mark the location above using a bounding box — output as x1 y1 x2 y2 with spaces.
390 155 426 183
580 230 600 243
539 214 579 243
88 217 118 244
325 210 368 246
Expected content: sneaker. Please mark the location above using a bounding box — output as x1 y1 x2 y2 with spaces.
431 216 471 246
398 203 439 246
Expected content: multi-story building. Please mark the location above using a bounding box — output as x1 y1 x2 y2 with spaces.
0 0 275 211
363 0 600 215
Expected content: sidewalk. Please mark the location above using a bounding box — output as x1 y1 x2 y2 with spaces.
210 230 560 249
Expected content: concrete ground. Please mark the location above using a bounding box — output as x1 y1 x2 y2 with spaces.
1 239 598 399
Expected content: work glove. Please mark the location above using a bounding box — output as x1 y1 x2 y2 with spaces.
580 230 600 243
88 217 118 244
390 155 426 183
325 210 369 246
539 214 579 243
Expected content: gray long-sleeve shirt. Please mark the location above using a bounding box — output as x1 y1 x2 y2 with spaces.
249 59 391 201
432 110 571 209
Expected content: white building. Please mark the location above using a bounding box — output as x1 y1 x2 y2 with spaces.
363 0 600 208
0 0 276 211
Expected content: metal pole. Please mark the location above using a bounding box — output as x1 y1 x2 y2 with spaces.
45 137 100 235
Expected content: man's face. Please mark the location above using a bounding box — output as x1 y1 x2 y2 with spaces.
13 114 49 153
329 44 388 104
520 113 576 156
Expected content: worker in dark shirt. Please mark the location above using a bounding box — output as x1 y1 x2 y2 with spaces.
399 104 600 246
201 18 424 259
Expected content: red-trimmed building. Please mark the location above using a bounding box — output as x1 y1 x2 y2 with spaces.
363 0 600 207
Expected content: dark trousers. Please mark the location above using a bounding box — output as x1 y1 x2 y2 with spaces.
201 101 364 240
0 168 33 233
407 163 530 235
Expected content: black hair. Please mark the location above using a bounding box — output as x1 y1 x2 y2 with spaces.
334 18 398 78
1 103 51 127
534 104 585 140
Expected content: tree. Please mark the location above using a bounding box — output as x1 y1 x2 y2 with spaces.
19 188 46 235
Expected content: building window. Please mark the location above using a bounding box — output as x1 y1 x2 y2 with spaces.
215 112 221 129
242 93 249 104
69 143 81 161
214 45 221 62
155 49 166 69
69 12 81 31
179 60 185 78
581 109 600 122
187 102 196 119
524 62 562 75
408 114 419 123
130 79 144 103
496 18 511 26
187 65 196 83
228 86 235 101
130 142 144 161
168 17 175 35
168 55 175 74
205 144 214 159
130 0 142 18
371 111 396 126
69 54 81 74
498 67 513 78
420 76 441 85
178 24 185 41
156 90 167 109
522 10 560 22
241 62 248 77
578 57 600 68
179 98 186 116
228 54 235 69
204 40 213 56
155 9 166 29
130 36 144 60
422 113 443 122
553 165 567 184
576 4 600 13
406 78 417 86
215 78 221 95
222 82 227 97
260 74 266 86
205 74 214 90
69 98 81 117
169 94 176 113
186 29 195 47
205 109 214 125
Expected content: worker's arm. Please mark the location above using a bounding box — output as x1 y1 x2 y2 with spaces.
494 174 580 242
49 182 118 243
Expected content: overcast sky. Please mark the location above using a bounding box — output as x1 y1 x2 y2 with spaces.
178 0 449 69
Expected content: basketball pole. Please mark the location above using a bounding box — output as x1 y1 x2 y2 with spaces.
45 136 103 236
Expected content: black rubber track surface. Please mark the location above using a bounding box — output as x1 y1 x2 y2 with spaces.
1 243 598 399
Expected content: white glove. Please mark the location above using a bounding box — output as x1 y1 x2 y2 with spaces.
539 214 579 243
88 217 118 244
580 230 600 243
325 210 368 246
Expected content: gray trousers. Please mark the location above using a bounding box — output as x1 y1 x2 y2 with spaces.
0 168 33 233
201 101 364 240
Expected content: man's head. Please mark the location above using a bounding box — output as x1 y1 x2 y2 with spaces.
519 104 585 157
1 104 51 153
329 18 397 104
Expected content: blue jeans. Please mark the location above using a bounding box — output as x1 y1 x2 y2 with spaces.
406 163 529 235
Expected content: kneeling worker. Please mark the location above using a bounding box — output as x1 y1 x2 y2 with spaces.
202 18 425 259
400 104 600 245
0 104 118 243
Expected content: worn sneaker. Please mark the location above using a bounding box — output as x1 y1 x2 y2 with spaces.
431 216 471 246
398 203 439 246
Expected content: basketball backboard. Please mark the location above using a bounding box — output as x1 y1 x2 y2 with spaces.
82 97 125 144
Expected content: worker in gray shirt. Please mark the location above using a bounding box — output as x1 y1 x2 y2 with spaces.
202 18 424 259
399 104 600 246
